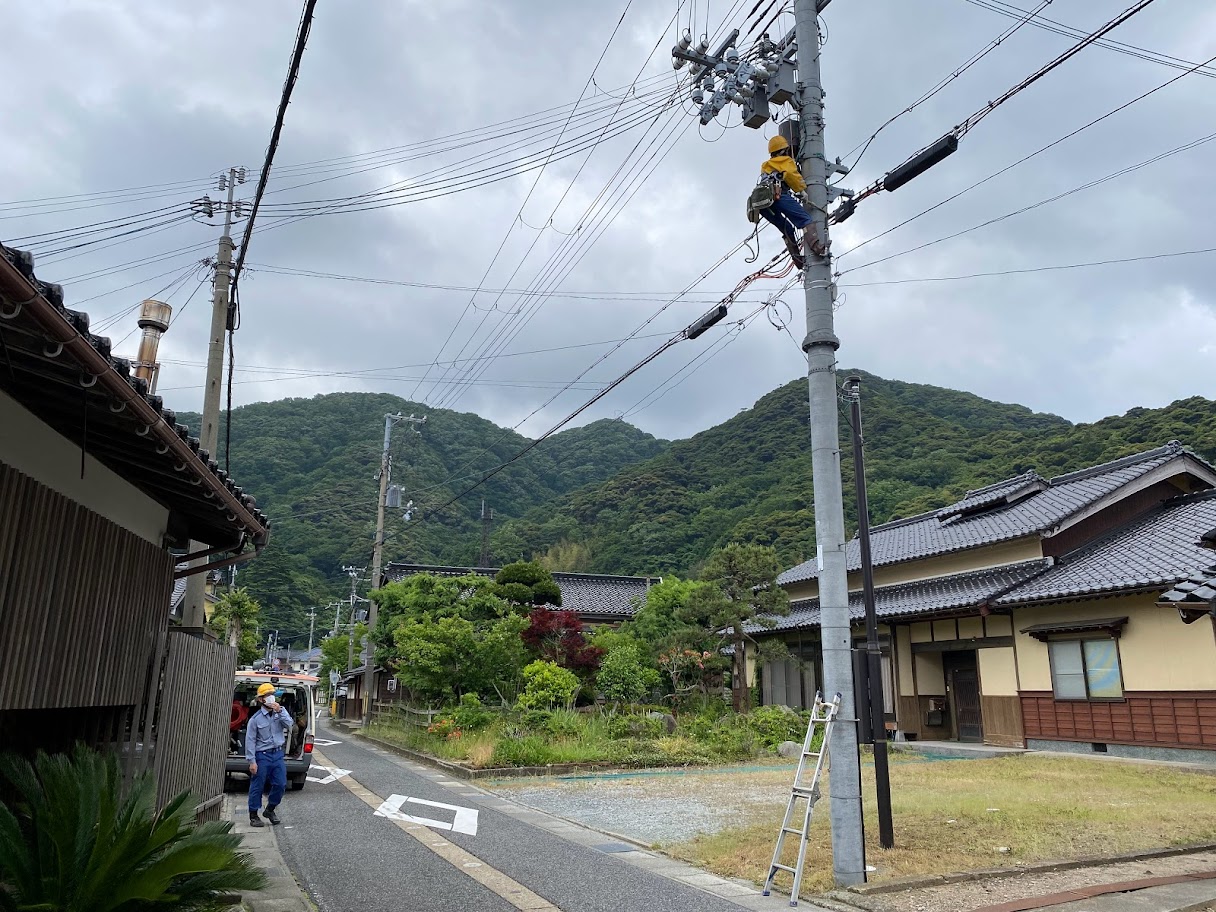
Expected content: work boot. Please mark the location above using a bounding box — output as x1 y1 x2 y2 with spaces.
782 233 806 270
249 812 265 828
804 225 828 258
264 806 281 826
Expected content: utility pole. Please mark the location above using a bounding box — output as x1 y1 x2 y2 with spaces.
306 607 317 656
331 600 343 637
364 413 425 725
479 499 494 568
845 376 895 849
181 167 247 628
342 566 364 672
793 0 867 886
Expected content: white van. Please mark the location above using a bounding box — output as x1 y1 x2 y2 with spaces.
226 671 317 790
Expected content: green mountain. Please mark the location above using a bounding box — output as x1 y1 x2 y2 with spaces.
491 371 1216 576
176 392 668 641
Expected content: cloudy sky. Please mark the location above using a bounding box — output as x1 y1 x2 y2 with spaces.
3 0 1214 444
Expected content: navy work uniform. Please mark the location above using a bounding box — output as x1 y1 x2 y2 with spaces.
246 687 293 825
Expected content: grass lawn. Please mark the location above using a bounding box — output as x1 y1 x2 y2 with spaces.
667 752 1216 894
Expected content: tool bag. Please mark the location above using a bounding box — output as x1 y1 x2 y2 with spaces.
746 178 778 224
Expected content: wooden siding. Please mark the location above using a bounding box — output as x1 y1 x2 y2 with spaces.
0 462 172 712
1021 691 1216 749
980 695 1024 747
152 630 237 817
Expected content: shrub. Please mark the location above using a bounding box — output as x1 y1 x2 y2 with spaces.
0 745 266 909
541 708 584 738
606 714 665 740
491 734 552 767
745 705 808 749
517 660 581 711
427 716 460 738
596 640 661 704
452 693 496 731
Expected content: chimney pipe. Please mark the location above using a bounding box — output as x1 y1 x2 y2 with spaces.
132 298 172 393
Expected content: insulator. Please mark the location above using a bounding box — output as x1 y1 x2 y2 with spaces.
678 30 692 51
724 45 740 65
695 37 709 55
691 86 705 105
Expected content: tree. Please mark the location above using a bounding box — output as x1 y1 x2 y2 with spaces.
494 561 562 609
537 539 592 572
596 640 660 705
521 609 602 672
682 543 789 713
516 660 581 710
0 745 265 909
319 625 364 682
208 587 262 666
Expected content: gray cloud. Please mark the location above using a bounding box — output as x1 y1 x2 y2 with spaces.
2 0 1212 445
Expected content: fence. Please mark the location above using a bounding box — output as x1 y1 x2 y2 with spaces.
151 629 237 820
371 702 440 729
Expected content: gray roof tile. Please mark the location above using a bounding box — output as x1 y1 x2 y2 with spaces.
383 563 657 618
1159 566 1216 606
996 490 1216 605
754 561 1048 633
779 442 1202 586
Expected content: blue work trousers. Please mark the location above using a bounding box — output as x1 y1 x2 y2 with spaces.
759 190 811 240
248 748 286 812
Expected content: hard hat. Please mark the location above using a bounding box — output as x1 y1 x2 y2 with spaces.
768 135 790 155
256 683 276 698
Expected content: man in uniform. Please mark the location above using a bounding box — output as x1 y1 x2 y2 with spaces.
246 682 293 826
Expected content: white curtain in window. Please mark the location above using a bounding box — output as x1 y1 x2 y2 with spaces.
1049 640 1087 699
1083 640 1123 698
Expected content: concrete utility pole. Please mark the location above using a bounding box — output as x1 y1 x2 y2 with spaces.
306 607 317 656
181 167 246 628
364 412 425 725
792 0 866 886
343 566 364 672
479 499 494 568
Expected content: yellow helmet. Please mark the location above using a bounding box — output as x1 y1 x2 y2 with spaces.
768 135 790 155
256 683 276 698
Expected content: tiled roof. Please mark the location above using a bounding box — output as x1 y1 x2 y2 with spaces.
752 561 1048 634
1159 565 1216 607
0 244 268 547
997 490 1216 606
935 471 1047 521
383 563 659 618
779 442 1209 586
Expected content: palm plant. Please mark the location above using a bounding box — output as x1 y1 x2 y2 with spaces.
0 745 266 911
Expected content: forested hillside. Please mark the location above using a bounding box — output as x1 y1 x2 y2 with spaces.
192 377 1216 642
491 371 1216 576
177 392 668 639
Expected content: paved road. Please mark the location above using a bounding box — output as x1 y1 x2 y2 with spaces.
267 717 798 912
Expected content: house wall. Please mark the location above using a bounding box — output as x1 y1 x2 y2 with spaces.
1013 594 1216 753
0 390 168 545
781 537 1043 603
1042 480 1193 558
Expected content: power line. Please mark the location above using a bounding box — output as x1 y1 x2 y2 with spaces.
839 128 1216 276
836 48 1216 263
835 246 1216 286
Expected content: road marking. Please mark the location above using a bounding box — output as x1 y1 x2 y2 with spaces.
312 738 342 747
374 794 479 836
306 764 352 784
312 749 562 912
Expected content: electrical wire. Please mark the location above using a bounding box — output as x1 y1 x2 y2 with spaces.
839 128 1216 276
960 0 1216 80
842 0 1054 173
836 49 1216 262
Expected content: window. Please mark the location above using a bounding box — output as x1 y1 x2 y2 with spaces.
1048 639 1123 700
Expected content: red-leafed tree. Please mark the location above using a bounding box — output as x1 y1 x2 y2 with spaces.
522 608 603 672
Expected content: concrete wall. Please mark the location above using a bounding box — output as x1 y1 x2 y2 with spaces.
0 390 168 545
1013 594 1216 692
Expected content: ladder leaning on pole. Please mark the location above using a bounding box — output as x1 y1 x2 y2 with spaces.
762 691 842 907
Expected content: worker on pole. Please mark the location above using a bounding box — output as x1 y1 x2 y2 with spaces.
756 135 827 268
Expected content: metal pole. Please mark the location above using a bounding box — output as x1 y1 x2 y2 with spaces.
364 413 398 726
307 607 316 657
793 0 866 885
845 376 895 849
182 168 239 628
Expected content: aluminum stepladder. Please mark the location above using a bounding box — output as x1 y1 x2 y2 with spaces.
762 691 841 906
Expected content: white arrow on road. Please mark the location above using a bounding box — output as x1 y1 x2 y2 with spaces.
374 794 479 836
312 738 342 747
306 764 352 784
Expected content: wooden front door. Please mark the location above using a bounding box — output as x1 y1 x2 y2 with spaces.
945 651 983 742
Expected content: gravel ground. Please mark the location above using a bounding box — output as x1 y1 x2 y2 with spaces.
486 765 794 846
840 850 1216 912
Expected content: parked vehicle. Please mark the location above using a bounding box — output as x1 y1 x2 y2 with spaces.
226 671 317 790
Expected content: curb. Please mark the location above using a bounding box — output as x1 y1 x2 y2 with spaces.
836 842 1216 897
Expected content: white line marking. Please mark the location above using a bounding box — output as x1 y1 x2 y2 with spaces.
374 794 479 835
312 738 342 747
306 764 352 784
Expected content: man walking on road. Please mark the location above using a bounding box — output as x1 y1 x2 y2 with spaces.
246 682 293 827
